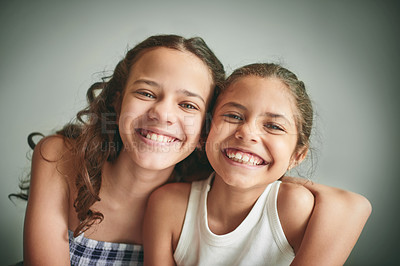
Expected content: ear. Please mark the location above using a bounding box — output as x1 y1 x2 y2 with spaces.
288 146 308 170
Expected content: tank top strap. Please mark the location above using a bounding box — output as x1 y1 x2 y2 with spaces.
266 181 295 257
174 173 215 262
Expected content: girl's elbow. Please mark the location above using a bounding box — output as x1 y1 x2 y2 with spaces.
353 193 372 218
341 191 372 220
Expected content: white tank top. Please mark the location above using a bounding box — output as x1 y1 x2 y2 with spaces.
174 173 295 266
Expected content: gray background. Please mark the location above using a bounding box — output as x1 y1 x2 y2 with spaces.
1 1 399 265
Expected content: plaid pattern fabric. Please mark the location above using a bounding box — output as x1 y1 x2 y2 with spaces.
69 230 143 265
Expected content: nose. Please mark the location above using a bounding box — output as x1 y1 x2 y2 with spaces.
234 122 260 143
147 99 177 125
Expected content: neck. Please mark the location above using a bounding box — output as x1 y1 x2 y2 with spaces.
206 174 266 235
101 150 174 205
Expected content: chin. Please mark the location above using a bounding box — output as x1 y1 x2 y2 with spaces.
218 173 250 187
218 171 272 189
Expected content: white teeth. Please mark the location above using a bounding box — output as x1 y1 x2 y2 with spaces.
145 131 174 143
226 150 263 166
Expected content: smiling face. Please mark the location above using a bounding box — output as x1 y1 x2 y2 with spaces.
118 47 213 171
206 76 305 189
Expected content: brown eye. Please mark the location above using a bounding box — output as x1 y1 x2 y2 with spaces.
265 123 284 131
223 113 243 122
136 91 155 99
179 103 198 110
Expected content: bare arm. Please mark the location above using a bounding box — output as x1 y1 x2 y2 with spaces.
143 183 190 266
281 176 372 266
278 182 315 254
23 136 72 266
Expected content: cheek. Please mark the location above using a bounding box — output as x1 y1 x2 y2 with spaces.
205 133 217 164
270 137 298 163
208 117 228 137
205 122 225 156
118 100 148 132
182 113 205 139
213 122 238 142
118 109 139 134
205 121 220 146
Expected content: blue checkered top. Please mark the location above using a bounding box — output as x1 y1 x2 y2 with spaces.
68 230 143 265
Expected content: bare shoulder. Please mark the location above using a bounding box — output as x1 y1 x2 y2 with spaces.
278 182 314 210
145 182 192 251
277 182 315 253
29 135 78 200
281 175 372 215
152 182 191 197
33 134 74 162
24 135 76 263
148 182 192 218
33 135 76 176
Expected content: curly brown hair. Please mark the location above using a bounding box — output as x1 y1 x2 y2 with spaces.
12 35 225 237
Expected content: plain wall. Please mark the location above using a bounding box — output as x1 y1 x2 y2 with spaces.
1 1 399 265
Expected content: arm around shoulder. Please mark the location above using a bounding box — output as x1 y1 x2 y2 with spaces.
143 183 191 266
23 136 73 266
281 176 372 266
281 176 372 216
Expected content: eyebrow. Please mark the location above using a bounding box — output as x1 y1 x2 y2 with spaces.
220 102 292 125
133 79 205 104
262 112 292 125
177 89 205 104
133 79 160 88
220 102 247 111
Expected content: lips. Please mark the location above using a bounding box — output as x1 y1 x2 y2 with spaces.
137 129 179 144
224 148 266 166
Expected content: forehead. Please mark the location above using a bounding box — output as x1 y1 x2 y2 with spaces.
217 76 296 117
127 47 213 101
131 47 212 86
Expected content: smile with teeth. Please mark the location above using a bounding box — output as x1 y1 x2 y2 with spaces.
225 148 265 166
138 129 178 143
